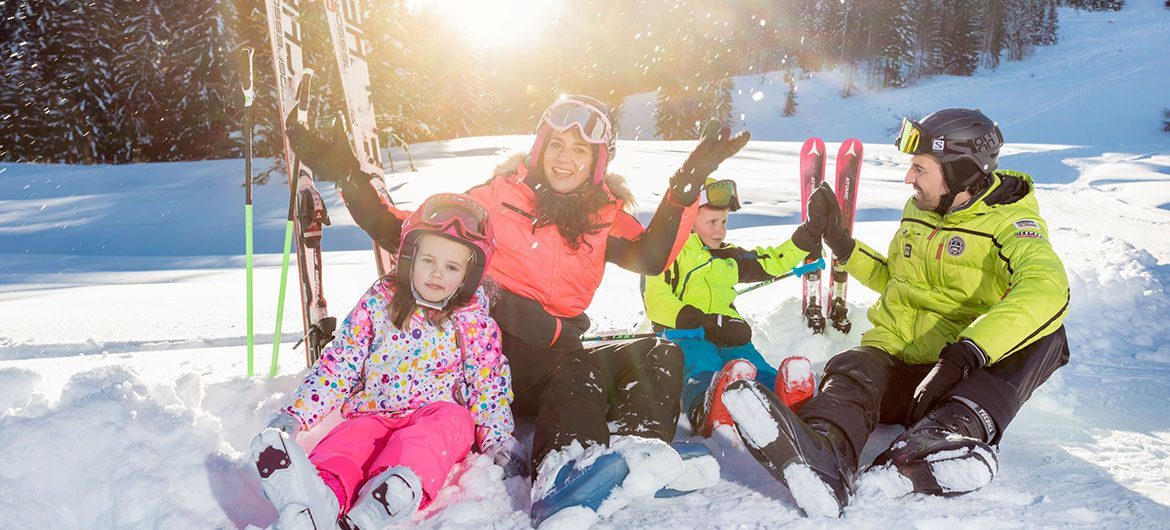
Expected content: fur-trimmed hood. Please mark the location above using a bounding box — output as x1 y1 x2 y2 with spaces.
492 151 637 213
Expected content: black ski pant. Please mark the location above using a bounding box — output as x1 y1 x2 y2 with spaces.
502 332 685 471
799 326 1070 462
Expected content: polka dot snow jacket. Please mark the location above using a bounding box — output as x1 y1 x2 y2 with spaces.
284 277 514 451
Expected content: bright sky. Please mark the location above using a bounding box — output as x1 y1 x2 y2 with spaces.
406 0 563 49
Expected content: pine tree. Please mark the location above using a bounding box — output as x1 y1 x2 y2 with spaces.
937 0 981 76
874 0 915 88
1004 0 1031 61
783 70 798 116
981 0 1006 69
1041 0 1060 46
0 0 50 162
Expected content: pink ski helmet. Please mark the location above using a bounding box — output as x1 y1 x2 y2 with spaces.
397 193 495 309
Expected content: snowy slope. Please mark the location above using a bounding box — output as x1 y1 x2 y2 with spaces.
2 3 1170 529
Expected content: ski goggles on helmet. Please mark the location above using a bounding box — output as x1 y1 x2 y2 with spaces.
698 179 741 211
896 116 1004 159
539 98 614 147
417 194 490 242
895 118 931 155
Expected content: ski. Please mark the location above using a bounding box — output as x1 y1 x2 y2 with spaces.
827 139 863 334
799 138 827 334
263 1 335 365
320 0 395 276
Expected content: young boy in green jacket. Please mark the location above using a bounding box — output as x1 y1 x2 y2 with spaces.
644 178 835 436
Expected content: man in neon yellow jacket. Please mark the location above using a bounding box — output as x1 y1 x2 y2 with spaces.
724 109 1071 517
644 178 830 437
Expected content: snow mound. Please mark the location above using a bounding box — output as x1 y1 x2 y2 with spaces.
0 365 271 528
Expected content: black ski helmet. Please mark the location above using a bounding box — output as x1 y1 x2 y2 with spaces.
895 108 1004 212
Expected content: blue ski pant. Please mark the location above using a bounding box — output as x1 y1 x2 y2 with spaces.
672 336 778 413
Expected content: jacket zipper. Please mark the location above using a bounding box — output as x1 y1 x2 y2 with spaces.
925 225 941 285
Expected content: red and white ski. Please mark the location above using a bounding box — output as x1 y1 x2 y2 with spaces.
799 138 827 334
827 139 863 334
264 0 393 365
264 1 336 366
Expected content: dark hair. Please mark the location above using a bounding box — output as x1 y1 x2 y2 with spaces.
533 147 612 251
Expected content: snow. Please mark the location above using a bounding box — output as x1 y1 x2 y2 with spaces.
2 3 1170 528
721 383 781 447
782 464 841 518
928 445 997 495
596 436 683 516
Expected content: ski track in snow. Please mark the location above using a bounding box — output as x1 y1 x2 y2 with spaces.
3 4 1170 528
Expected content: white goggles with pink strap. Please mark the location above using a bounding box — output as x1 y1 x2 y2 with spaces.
540 99 614 147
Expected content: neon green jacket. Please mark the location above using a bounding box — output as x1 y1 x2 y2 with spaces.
645 233 810 327
843 171 1069 366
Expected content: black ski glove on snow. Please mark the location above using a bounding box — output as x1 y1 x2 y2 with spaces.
669 121 751 205
286 111 370 186
701 313 753 347
908 339 989 424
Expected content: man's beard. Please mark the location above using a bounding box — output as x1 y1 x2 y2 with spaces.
912 185 938 211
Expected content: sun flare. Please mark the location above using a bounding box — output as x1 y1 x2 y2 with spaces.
408 0 561 49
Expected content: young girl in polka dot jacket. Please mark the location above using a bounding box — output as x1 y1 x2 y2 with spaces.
251 194 525 530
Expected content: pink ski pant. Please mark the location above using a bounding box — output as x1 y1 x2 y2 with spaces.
308 401 473 511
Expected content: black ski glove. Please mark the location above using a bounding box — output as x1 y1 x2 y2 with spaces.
701 313 753 347
820 185 856 260
907 339 989 424
669 121 751 205
791 182 838 253
286 110 370 186
675 305 706 329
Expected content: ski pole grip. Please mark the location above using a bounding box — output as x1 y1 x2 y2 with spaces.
792 258 826 277
293 69 316 124
236 47 254 108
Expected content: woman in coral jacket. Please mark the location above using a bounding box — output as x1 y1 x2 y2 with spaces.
286 95 748 506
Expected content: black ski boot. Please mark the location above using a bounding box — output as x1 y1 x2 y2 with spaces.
723 379 856 517
872 398 998 496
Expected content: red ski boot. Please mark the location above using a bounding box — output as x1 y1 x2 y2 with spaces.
776 355 815 412
697 359 757 437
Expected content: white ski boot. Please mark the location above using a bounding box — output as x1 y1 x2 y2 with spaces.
251 428 340 530
343 466 423 529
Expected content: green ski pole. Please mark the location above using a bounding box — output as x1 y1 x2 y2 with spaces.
271 212 293 377
237 47 255 377
270 72 314 378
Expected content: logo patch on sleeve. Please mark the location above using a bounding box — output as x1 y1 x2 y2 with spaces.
904 244 912 257
1013 219 1040 229
946 235 966 256
1015 230 1044 239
